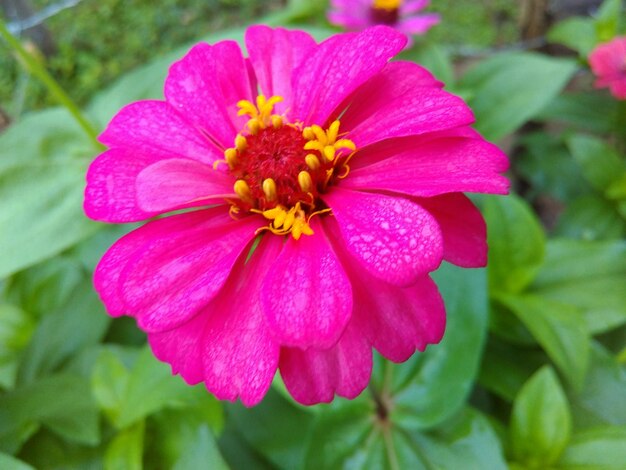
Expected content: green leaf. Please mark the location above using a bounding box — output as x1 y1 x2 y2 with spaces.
0 304 33 389
0 452 35 470
388 264 489 429
497 294 590 389
92 345 214 429
547 17 597 55
558 426 626 469
555 195 626 240
397 409 508 470
0 161 100 279
459 52 577 140
510 366 572 467
595 0 623 41
0 108 100 278
530 239 626 334
7 257 83 318
229 389 315 469
484 194 546 294
534 92 619 134
172 426 229 470
305 399 377 469
567 135 625 192
104 421 144 470
17 278 110 384
479 338 544 401
401 41 455 84
0 374 99 452
570 342 626 427
149 406 226 469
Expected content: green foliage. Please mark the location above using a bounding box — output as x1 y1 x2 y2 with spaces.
0 1 625 469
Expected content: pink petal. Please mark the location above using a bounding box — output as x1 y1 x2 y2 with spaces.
348 127 480 171
609 78 626 99
327 12 370 30
201 235 283 406
327 217 445 362
164 42 252 149
85 147 161 223
279 322 372 405
397 14 440 35
136 158 234 213
149 235 283 405
211 40 257 128
94 208 228 317
341 87 475 148
119 214 261 332
401 0 430 14
261 219 352 349
245 26 316 116
416 193 488 268
342 137 510 196
99 100 222 164
148 308 207 385
323 188 443 286
291 26 406 126
589 37 626 79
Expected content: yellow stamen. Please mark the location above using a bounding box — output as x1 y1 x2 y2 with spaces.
254 202 315 240
235 134 247 151
262 178 277 201
234 179 252 204
298 171 314 193
373 0 402 10
224 148 238 167
305 154 321 170
272 115 283 129
237 95 284 132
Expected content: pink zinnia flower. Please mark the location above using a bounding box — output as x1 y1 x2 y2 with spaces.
84 25 508 406
589 36 626 99
328 0 440 40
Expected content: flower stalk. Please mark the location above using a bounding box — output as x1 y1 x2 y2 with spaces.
0 18 101 148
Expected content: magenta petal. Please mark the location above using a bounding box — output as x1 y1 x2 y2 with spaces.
279 322 372 405
417 193 488 268
164 42 250 148
245 26 316 116
343 137 510 196
99 100 222 164
201 235 282 406
354 274 445 362
291 26 406 126
261 220 352 349
94 208 228 317
342 87 475 148
148 309 207 386
397 14 440 35
323 188 443 286
327 217 445 362
85 147 160 222
119 215 261 332
136 158 234 213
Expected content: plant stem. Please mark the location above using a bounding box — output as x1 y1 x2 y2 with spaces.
0 18 101 147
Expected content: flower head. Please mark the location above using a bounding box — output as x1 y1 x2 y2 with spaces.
328 0 440 42
589 36 626 100
85 25 508 406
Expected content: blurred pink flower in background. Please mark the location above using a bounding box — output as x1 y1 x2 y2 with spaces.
84 25 508 406
589 36 626 100
328 0 440 41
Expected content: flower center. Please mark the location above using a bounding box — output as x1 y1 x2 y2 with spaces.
220 95 356 240
371 0 402 24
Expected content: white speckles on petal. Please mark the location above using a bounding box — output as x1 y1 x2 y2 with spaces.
261 220 352 349
323 188 444 286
